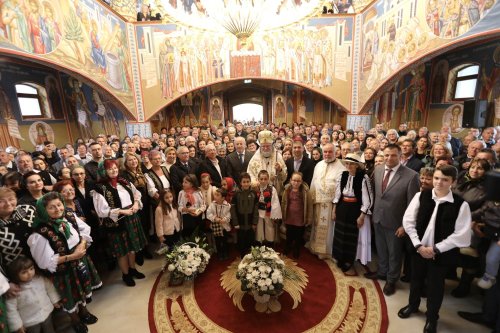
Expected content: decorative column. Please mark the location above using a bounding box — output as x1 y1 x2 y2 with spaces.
111 0 137 22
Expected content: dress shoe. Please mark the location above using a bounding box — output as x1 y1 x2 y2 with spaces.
122 273 136 287
364 271 386 280
129 268 146 279
423 319 437 333
398 305 418 318
143 249 154 259
135 252 144 266
80 312 98 325
72 322 88 333
457 311 495 329
383 282 396 296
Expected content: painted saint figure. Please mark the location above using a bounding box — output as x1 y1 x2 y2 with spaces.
90 20 107 74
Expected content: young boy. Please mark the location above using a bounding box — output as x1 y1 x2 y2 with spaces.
231 172 258 257
281 172 312 258
255 170 282 247
399 165 472 333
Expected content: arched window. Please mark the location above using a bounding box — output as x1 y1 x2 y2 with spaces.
15 83 51 119
453 64 479 100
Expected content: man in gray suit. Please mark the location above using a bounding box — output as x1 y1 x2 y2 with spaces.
226 136 254 185
365 144 420 296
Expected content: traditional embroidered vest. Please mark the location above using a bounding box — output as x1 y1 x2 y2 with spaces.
35 211 80 275
95 179 134 229
257 185 273 217
147 167 170 204
415 190 465 265
339 171 364 202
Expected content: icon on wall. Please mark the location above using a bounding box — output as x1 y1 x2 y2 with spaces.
29 121 55 146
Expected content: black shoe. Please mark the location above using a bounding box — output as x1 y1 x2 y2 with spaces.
457 311 495 328
383 282 396 296
398 305 418 319
400 275 411 283
135 252 144 266
122 273 136 286
451 285 470 298
364 271 386 280
72 322 88 333
423 319 437 333
129 268 146 279
80 312 98 325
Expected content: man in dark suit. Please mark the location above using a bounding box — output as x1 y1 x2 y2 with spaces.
235 122 247 139
365 144 420 296
0 151 16 171
226 136 253 185
51 147 70 173
197 144 227 188
170 146 198 195
285 138 314 187
399 165 471 333
400 139 424 173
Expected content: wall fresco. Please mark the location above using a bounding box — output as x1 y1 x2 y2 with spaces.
358 0 499 113
137 16 353 120
0 0 135 112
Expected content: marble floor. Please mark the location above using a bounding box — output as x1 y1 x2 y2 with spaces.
83 255 492 333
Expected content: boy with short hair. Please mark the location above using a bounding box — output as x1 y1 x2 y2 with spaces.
399 165 472 333
255 170 282 247
231 172 259 257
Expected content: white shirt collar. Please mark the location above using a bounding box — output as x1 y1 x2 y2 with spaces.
385 163 401 173
431 189 454 203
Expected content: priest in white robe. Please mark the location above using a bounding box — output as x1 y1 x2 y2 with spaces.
308 143 346 259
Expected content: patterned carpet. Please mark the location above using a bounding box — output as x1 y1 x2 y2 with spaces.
148 250 388 333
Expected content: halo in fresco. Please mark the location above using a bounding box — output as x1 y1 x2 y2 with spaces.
442 104 464 133
425 0 497 39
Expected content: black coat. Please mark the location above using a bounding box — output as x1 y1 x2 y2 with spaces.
226 150 254 185
284 156 315 187
197 156 228 188
170 159 198 194
404 155 424 173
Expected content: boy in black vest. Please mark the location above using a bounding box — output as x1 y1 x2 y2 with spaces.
398 165 472 333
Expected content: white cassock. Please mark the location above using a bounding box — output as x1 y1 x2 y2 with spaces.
308 159 346 258
247 149 287 194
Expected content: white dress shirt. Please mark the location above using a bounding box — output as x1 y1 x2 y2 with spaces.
403 190 472 253
383 163 401 188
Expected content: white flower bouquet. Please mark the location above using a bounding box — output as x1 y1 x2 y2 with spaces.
164 238 211 283
236 246 285 301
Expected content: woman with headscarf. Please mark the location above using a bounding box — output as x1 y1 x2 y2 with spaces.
28 192 101 333
92 159 147 287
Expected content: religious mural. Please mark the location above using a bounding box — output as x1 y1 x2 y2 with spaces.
137 16 353 120
0 0 134 112
358 0 499 113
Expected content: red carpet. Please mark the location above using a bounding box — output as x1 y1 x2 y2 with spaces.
149 250 388 333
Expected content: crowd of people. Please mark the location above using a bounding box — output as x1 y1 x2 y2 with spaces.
0 121 499 333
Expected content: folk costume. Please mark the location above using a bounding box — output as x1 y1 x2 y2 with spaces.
28 194 101 313
178 189 206 238
256 185 282 244
206 200 231 259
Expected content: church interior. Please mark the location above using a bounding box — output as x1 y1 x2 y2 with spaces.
0 0 499 332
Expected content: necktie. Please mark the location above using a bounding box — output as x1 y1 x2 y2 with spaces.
239 153 244 165
382 169 392 193
184 163 189 171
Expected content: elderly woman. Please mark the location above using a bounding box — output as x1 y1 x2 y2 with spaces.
332 153 374 273
92 160 147 287
423 143 453 167
54 180 85 218
28 192 101 333
0 188 36 274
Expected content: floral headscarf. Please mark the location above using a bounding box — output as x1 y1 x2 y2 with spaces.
33 192 71 239
223 177 236 203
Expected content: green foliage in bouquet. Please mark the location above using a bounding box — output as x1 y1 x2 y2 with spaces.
164 236 211 282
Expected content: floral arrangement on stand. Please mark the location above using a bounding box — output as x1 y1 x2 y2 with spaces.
236 246 286 312
164 237 211 285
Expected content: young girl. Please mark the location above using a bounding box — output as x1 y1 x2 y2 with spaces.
221 177 237 204
256 170 282 247
155 189 181 252
206 188 232 260
199 173 216 250
281 172 312 259
231 173 259 257
178 174 206 239
6 255 61 333
28 192 101 333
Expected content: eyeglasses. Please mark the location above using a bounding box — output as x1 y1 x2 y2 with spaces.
72 173 85 176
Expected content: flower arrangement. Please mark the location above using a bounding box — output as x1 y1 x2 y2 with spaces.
164 238 211 284
236 246 285 302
